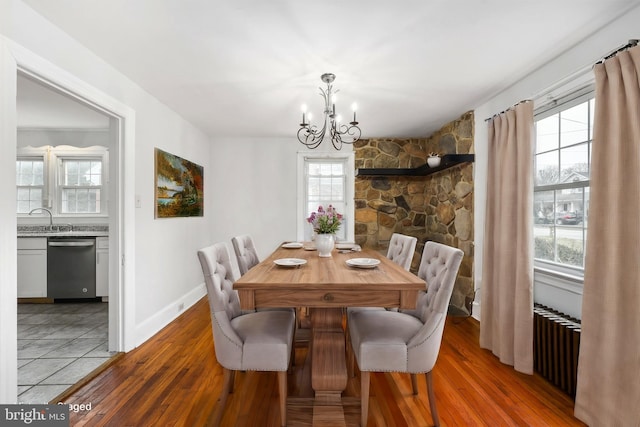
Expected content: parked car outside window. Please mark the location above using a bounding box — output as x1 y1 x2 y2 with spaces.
555 211 583 225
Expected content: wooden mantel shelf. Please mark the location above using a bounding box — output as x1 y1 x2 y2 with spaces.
355 154 475 177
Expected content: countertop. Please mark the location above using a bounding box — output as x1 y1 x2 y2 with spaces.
18 225 109 238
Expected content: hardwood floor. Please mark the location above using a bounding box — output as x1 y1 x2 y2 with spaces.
61 298 585 426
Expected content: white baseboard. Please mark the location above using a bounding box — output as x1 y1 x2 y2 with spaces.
135 283 206 347
472 301 481 321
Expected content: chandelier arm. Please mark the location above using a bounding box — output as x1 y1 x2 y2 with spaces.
334 123 361 144
297 114 330 149
329 122 342 150
298 127 321 149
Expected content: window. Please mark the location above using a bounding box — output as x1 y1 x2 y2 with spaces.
16 158 45 213
59 159 103 213
17 146 108 216
297 153 355 242
534 93 593 273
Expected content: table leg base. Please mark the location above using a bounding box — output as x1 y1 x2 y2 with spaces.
287 397 360 427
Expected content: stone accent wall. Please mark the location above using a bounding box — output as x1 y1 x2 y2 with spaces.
354 111 474 313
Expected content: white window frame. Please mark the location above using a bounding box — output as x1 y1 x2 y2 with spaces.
57 156 104 214
297 152 355 243
534 89 594 280
531 83 596 319
16 155 46 213
17 145 109 217
532 85 594 320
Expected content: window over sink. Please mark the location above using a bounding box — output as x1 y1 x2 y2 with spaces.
16 158 45 214
16 145 108 216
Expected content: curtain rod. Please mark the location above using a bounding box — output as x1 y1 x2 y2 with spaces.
484 99 532 122
484 40 638 124
596 39 639 64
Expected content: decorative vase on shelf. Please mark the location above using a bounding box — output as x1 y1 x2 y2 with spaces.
427 153 442 168
315 233 335 257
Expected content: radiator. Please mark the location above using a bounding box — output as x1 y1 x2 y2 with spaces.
533 304 581 397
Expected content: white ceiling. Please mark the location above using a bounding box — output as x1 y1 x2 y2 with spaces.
20 0 640 138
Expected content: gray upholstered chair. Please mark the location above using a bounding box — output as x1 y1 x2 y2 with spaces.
348 241 463 427
231 234 260 276
346 233 419 373
232 234 312 342
386 232 418 271
198 243 295 427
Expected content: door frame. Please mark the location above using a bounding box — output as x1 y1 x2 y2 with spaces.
0 36 137 402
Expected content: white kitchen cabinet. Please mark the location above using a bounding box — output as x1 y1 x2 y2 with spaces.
17 237 47 298
96 236 109 298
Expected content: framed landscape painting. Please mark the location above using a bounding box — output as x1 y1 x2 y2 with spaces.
154 148 204 218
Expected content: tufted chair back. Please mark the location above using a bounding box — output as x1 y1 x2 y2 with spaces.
386 233 418 271
405 241 463 370
197 243 243 356
231 234 260 276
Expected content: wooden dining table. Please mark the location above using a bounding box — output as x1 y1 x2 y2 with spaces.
233 242 425 426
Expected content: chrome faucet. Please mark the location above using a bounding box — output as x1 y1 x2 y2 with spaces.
28 207 54 231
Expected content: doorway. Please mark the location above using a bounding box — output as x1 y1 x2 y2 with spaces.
16 72 118 403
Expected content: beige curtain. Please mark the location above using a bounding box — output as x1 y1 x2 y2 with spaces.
574 45 640 426
480 101 534 374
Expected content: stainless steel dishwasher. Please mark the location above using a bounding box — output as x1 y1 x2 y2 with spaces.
47 237 96 299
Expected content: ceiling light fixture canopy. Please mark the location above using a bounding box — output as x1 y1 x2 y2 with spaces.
297 73 361 150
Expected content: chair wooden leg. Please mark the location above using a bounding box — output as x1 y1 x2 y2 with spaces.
361 371 370 427
425 371 440 427
410 373 418 395
229 370 235 394
277 371 287 427
213 368 234 426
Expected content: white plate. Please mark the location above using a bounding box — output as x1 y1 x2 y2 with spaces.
282 242 303 249
274 258 307 267
346 258 381 269
335 243 355 250
303 246 317 251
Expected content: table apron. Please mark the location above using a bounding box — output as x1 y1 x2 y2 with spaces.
237 289 419 310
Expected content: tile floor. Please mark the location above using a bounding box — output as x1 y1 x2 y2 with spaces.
17 301 115 404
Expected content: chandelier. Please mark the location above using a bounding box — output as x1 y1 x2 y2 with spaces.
297 73 361 150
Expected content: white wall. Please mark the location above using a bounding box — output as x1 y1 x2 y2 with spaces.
473 3 640 320
208 137 301 270
0 0 214 402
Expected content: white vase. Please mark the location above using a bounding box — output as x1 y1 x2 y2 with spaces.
315 233 335 257
427 155 441 167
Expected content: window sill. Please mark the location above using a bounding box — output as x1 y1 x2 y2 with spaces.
534 266 583 295
534 266 583 319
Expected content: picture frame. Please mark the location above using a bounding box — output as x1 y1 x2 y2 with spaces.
154 148 204 218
